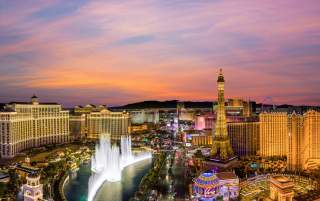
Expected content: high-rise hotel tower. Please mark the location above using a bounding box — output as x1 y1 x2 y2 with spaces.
71 104 130 140
0 96 69 158
260 110 320 170
211 69 234 160
259 112 288 157
302 110 320 170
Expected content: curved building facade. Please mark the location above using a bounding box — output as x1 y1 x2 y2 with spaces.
0 96 69 158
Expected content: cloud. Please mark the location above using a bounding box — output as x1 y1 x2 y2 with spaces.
31 0 87 22
114 35 155 46
0 0 319 106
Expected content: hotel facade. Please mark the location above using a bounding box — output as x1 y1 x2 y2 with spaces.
260 110 320 170
0 96 69 158
228 121 260 157
71 104 130 140
86 109 130 140
287 112 304 170
259 112 288 157
302 110 320 170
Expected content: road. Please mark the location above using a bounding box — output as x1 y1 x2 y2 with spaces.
172 148 189 200
156 129 190 201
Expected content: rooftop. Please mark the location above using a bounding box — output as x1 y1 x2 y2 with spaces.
216 172 238 180
270 176 294 189
8 102 59 105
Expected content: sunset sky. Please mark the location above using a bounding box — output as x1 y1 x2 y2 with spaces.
0 0 319 107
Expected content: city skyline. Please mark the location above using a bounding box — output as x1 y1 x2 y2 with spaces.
1 0 320 107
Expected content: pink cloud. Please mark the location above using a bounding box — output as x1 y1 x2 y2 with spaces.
0 0 319 106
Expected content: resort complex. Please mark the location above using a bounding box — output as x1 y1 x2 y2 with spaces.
0 70 319 201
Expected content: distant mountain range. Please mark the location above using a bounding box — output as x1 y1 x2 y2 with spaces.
110 100 214 109
110 100 320 113
0 100 319 112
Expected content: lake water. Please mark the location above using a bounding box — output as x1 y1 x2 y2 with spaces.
64 158 152 201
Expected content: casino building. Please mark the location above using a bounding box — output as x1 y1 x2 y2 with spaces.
70 104 130 140
259 110 320 170
191 170 239 201
259 112 288 157
86 108 130 140
0 96 69 158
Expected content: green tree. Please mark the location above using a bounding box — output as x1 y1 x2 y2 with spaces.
7 169 21 195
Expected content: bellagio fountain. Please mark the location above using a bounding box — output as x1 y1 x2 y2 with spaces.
87 134 152 201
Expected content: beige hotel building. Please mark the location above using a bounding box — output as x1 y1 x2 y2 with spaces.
288 110 320 170
287 112 304 170
260 110 320 170
71 104 130 140
86 109 130 140
0 96 69 158
302 110 320 170
259 112 288 157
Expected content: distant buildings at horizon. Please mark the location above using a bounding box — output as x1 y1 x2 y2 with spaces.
0 92 319 171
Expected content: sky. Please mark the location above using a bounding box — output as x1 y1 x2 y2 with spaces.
0 0 320 107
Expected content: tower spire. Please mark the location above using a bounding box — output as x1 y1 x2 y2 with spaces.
217 68 224 82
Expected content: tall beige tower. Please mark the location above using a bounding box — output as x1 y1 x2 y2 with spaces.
302 110 320 170
287 112 304 171
211 69 234 159
259 112 288 157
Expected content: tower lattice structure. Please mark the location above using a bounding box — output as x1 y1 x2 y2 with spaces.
211 69 234 159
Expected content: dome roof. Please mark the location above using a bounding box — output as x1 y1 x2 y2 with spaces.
194 170 219 188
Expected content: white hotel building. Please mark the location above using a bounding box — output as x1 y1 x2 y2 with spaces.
0 96 69 158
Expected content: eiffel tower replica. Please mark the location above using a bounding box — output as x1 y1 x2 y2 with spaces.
205 69 238 170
